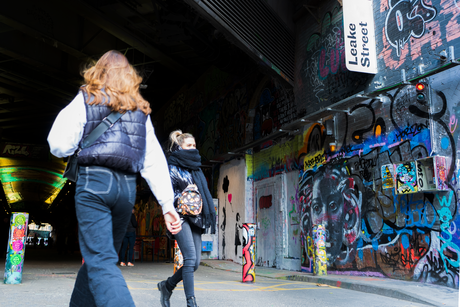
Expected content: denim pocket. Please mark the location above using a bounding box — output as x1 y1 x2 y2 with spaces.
125 175 137 205
83 166 113 195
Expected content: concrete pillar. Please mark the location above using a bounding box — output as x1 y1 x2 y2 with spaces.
4 212 29 284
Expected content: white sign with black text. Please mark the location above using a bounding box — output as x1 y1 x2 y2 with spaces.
343 0 378 74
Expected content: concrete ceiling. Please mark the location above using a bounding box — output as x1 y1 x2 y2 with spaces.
0 0 254 219
0 0 254 144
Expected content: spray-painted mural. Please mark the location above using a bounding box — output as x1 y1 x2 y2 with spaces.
134 181 168 261
217 159 246 263
296 6 370 111
155 67 297 162
4 212 29 284
150 0 460 288
253 79 296 140
298 75 460 288
242 223 257 282
296 0 460 112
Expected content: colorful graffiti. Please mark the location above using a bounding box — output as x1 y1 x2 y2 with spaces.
173 240 183 274
242 223 256 282
313 224 328 276
384 0 437 57
395 161 419 194
253 79 296 140
298 83 459 288
298 8 369 107
4 212 29 284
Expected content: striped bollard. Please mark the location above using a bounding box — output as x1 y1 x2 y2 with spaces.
4 212 29 284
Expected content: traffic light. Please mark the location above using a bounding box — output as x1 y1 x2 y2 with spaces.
415 82 427 103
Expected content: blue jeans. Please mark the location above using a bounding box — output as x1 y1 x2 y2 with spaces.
167 219 202 298
120 232 136 263
70 166 137 307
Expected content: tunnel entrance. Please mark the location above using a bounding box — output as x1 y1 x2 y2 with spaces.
0 0 255 267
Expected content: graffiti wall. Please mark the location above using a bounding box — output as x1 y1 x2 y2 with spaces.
295 4 371 113
217 159 246 263
295 0 460 114
284 171 302 270
255 177 279 268
134 181 168 260
250 171 301 271
297 68 460 287
154 66 297 161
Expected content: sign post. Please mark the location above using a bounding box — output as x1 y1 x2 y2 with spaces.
343 0 378 74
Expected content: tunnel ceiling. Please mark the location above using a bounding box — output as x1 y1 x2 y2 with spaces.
0 0 260 214
0 0 260 144
0 0 319 215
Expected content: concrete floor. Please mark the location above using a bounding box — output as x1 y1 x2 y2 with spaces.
0 248 435 307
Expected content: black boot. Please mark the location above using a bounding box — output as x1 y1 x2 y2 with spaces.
186 296 198 307
157 280 172 307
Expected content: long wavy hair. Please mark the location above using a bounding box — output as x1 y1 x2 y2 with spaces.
81 50 151 115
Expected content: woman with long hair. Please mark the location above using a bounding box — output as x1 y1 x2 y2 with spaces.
48 50 182 307
157 130 216 307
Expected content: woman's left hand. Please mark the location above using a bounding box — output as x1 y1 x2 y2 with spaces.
164 211 182 235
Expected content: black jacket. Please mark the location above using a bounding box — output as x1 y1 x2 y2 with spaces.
126 214 138 233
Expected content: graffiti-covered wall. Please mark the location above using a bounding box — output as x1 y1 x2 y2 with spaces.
297 66 460 288
217 159 246 263
154 67 297 160
295 0 460 114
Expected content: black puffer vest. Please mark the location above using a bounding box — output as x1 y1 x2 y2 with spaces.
77 90 148 173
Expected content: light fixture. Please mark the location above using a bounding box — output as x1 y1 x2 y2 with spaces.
416 83 425 91
415 82 427 103
329 142 337 152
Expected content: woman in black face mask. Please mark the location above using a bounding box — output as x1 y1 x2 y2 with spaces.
157 130 216 307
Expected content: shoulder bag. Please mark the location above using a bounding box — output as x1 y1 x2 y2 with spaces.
63 111 125 182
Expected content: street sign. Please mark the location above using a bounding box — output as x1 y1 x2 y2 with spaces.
343 0 378 74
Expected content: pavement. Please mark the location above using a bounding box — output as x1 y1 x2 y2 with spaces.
0 248 458 306
200 259 459 307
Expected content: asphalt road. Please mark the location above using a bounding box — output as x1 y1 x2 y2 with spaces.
0 252 432 307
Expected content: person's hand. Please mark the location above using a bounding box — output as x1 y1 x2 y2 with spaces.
164 210 182 235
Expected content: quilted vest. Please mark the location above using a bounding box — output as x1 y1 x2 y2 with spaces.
77 90 148 173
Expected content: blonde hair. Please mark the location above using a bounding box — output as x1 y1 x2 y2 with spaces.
169 130 194 150
81 50 151 115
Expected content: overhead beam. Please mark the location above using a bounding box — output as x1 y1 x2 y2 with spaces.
0 43 80 88
0 14 88 59
0 83 65 109
303 5 321 25
1 119 54 130
0 112 58 123
0 65 75 100
67 0 195 78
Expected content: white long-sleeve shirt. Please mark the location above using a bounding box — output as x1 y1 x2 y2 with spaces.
48 92 175 215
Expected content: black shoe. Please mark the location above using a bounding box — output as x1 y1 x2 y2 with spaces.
186 296 198 307
157 280 172 307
